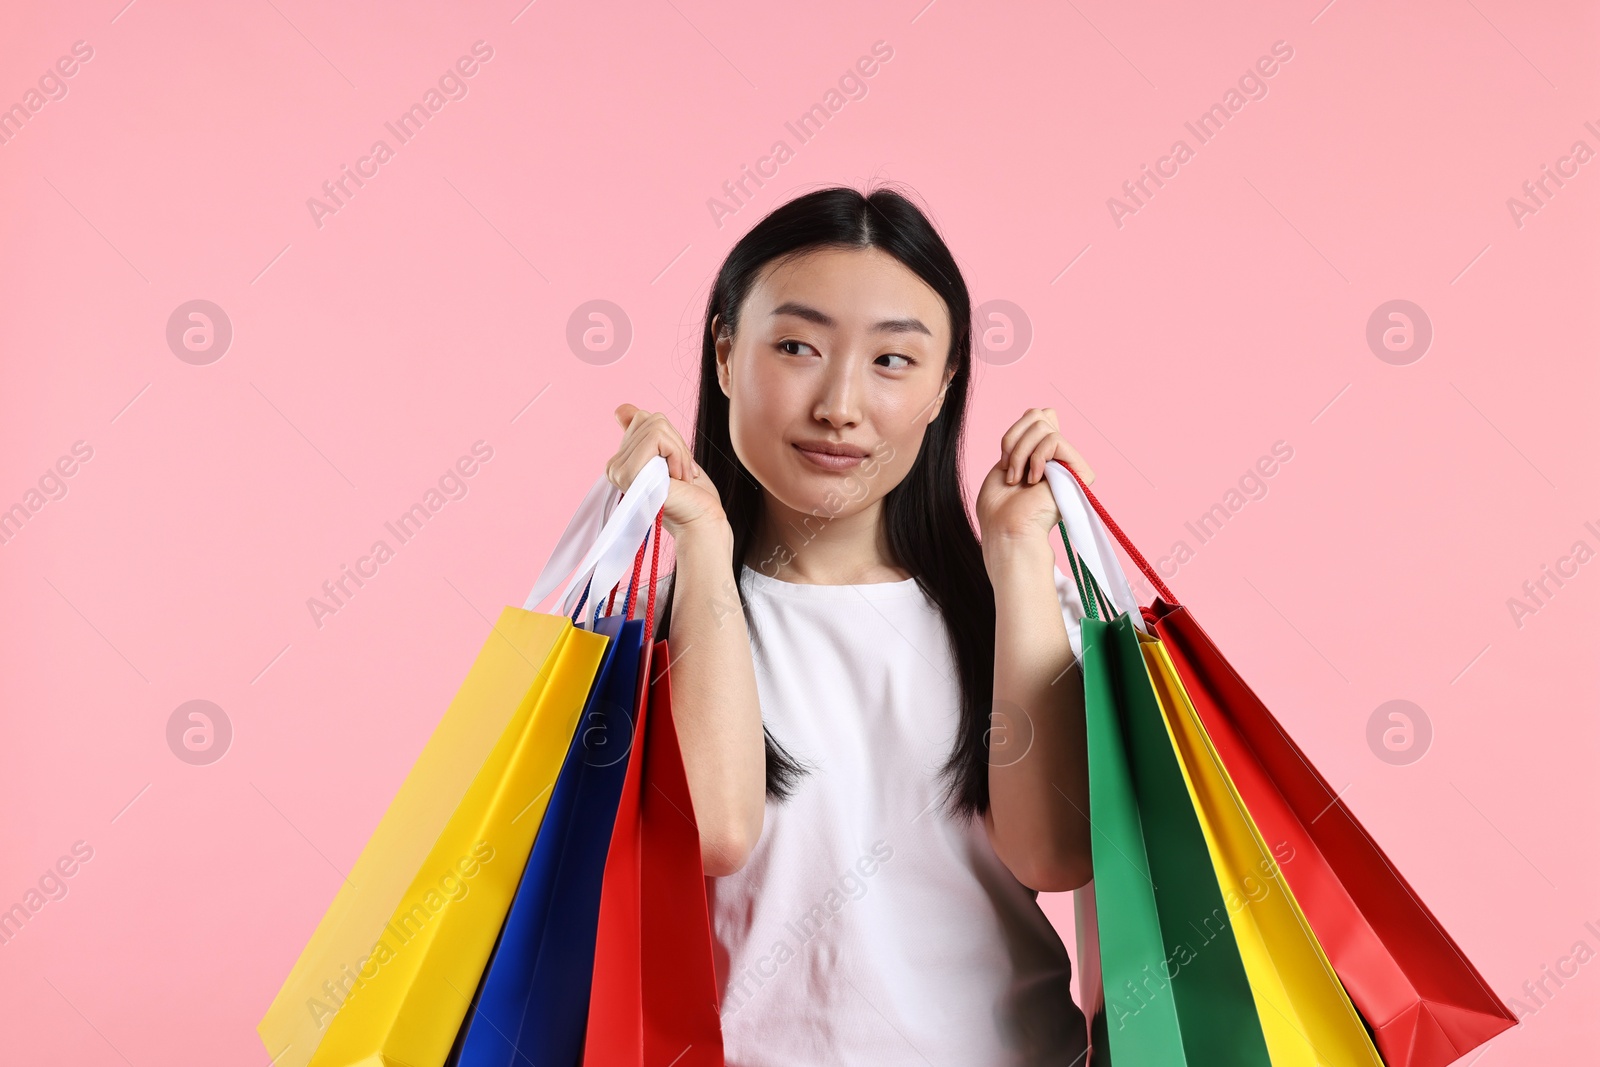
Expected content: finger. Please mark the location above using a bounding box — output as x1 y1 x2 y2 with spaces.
607 412 649 489
615 413 671 481
604 436 640 491
1051 436 1096 486
610 432 677 491
611 410 703 485
645 412 693 482
608 419 667 490
667 420 702 483
999 410 1044 460
1026 431 1061 484
653 416 697 484
1006 422 1056 483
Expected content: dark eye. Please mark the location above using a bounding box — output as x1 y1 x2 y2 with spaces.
778 340 817 357
875 352 913 369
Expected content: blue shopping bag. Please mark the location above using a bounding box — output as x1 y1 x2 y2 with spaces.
449 610 646 1067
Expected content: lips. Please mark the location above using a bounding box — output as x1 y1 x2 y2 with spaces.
794 439 869 457
792 439 870 472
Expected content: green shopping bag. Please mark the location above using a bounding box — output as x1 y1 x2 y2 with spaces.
1062 514 1271 1066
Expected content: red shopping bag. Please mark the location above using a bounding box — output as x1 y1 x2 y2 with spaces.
583 534 724 1066
1054 460 1516 1067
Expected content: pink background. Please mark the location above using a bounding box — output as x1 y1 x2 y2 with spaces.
2 0 1596 1063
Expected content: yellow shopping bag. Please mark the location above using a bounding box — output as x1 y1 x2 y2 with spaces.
259 456 669 1067
257 608 607 1067
1139 632 1384 1067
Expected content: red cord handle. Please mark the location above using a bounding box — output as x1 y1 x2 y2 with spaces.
613 507 663 635
1052 459 1180 607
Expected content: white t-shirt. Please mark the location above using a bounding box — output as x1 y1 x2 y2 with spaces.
687 562 1092 1066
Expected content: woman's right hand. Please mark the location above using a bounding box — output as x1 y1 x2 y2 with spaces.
607 403 727 538
611 404 761 874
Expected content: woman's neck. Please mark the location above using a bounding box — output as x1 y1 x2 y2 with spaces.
748 491 910 585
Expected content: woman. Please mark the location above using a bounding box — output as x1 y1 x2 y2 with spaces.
603 185 1096 1064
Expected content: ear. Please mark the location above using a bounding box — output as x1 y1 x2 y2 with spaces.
713 314 733 398
924 365 956 424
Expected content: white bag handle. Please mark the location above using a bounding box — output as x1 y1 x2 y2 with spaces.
523 456 669 619
1042 461 1148 635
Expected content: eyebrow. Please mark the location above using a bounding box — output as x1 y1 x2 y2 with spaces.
770 301 932 337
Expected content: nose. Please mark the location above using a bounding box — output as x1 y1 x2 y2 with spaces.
812 356 862 429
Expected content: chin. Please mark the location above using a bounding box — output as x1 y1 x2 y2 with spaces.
772 480 835 517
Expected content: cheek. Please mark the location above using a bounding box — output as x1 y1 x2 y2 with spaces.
870 386 936 452
732 356 793 441
734 359 792 422
728 356 802 469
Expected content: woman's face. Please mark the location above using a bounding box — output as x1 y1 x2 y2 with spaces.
715 245 955 526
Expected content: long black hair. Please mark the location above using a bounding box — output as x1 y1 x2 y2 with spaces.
656 185 997 819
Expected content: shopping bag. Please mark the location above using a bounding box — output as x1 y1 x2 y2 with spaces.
257 459 670 1067
584 636 725 1067
1149 599 1517 1066
1048 458 1516 1067
452 513 663 1067
1065 538 1270 1066
1058 468 1374 1065
256 608 606 1067
1141 629 1382 1066
450 611 646 1067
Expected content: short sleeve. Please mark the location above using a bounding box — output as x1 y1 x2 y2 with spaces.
1053 563 1088 662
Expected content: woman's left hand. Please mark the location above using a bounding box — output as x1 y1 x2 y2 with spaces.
976 407 1096 544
